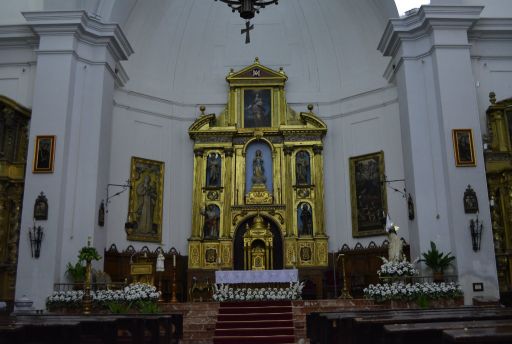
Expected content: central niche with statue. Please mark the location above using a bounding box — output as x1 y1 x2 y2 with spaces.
188 58 328 279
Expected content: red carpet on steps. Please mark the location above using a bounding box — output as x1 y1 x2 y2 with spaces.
213 300 295 344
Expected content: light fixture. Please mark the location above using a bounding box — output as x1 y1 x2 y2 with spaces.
29 225 44 258
214 0 279 43
470 216 483 252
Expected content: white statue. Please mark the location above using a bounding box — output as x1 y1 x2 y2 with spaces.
386 214 402 262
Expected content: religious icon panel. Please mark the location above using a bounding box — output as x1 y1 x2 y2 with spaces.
126 156 164 243
350 151 387 237
243 89 271 128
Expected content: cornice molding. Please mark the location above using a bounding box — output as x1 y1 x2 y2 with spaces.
378 5 484 58
469 18 512 40
22 10 133 62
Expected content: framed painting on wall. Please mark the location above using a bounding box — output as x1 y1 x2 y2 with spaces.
126 156 165 243
452 129 476 167
243 88 272 128
350 151 387 237
33 135 55 173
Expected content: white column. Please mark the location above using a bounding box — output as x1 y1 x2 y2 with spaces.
379 5 499 304
15 11 132 309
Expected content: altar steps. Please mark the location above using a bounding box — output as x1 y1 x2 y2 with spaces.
213 301 295 344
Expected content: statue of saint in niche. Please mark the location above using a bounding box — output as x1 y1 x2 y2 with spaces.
206 152 221 187
296 151 311 185
298 203 313 236
251 150 267 186
136 175 157 234
201 204 220 239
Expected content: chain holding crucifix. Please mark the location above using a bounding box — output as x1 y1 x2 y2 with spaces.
241 21 254 44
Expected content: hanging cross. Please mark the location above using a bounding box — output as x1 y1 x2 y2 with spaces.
241 21 254 44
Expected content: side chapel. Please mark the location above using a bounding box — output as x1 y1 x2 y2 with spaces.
187 59 328 282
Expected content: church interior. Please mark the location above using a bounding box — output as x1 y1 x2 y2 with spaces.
1 0 512 343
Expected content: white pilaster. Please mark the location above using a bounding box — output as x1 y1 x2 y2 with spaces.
379 5 499 304
15 11 132 309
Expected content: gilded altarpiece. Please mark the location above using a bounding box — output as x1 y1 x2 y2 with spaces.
485 93 512 296
0 96 30 306
188 59 328 275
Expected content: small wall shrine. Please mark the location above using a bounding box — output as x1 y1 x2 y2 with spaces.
188 58 328 272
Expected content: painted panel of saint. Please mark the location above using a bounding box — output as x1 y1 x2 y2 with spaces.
206 152 221 187
127 157 164 242
298 203 313 236
349 151 387 237
244 89 271 128
295 151 311 185
201 204 220 239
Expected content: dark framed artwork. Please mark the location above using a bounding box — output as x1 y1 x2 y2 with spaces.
33 192 48 220
33 135 55 173
243 88 271 128
463 184 479 214
350 151 387 237
452 129 476 167
126 157 165 243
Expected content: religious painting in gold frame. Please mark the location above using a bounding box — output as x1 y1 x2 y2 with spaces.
33 135 55 173
350 151 387 237
126 156 164 242
452 129 476 167
243 88 272 128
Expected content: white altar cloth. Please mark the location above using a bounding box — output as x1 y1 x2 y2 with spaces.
215 269 298 284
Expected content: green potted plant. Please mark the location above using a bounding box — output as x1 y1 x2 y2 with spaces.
65 261 86 285
419 241 456 282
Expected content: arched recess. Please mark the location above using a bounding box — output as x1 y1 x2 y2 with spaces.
245 139 273 193
232 214 283 270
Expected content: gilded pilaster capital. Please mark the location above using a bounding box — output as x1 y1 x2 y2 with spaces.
224 148 234 157
313 145 323 155
283 146 294 156
194 148 205 157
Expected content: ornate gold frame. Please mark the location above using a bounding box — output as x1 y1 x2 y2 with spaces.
350 151 387 237
126 156 165 242
33 135 55 173
452 128 476 167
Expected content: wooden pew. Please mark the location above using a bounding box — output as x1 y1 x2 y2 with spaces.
443 326 512 343
0 314 183 344
383 319 512 344
308 307 512 344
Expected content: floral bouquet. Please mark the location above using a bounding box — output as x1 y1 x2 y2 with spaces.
378 257 418 278
363 281 463 303
213 281 304 302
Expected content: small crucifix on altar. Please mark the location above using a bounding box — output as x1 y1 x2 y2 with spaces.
241 21 254 44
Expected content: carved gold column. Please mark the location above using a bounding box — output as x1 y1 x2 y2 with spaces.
191 148 205 238
222 148 234 238
487 93 510 152
283 146 294 235
313 145 325 236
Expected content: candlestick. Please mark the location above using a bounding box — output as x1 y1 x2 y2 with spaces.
338 254 352 299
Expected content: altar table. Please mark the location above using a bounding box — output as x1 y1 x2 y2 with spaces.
215 269 298 284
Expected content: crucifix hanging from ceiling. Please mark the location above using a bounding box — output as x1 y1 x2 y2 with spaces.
214 0 279 43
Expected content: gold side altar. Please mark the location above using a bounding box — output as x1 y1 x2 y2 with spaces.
187 58 328 273
0 96 30 307
485 92 512 294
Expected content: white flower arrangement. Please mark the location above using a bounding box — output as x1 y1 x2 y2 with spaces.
46 282 160 310
363 281 463 303
378 257 419 278
212 282 304 302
